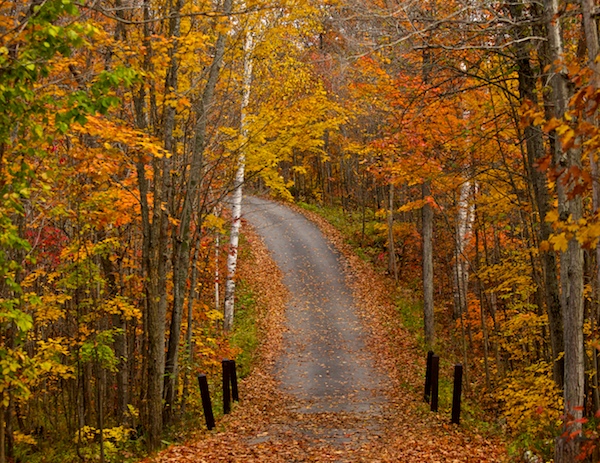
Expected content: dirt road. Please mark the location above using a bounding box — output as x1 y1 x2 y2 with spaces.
243 196 387 446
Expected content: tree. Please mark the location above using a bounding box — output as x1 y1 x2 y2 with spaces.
540 1 585 460
0 1 132 460
224 24 255 333
164 0 233 423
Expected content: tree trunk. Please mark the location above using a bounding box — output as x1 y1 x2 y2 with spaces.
581 0 600 415
387 182 398 281
224 30 254 332
163 0 185 421
132 0 168 451
0 402 4 463
163 0 232 423
422 182 434 348
181 245 199 415
544 1 585 460
453 181 473 320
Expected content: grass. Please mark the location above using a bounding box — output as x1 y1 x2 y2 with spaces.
297 202 385 265
231 278 260 379
396 297 423 336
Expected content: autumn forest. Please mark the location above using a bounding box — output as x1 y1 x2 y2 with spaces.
2 0 600 462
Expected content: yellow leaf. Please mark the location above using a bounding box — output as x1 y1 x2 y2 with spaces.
545 210 559 223
549 233 569 252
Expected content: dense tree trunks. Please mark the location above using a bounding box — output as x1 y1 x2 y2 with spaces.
10 0 600 458
510 0 564 387
0 0 349 458
172 2 232 341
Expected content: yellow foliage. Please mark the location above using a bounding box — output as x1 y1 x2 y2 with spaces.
74 115 168 159
206 309 224 322
35 337 76 381
35 293 70 322
204 213 227 233
549 232 569 252
497 312 548 362
78 425 132 444
476 254 536 304
494 362 563 438
127 404 139 420
545 208 600 250
13 431 36 446
397 199 428 213
100 296 141 321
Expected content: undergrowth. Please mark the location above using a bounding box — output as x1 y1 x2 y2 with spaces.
14 266 261 463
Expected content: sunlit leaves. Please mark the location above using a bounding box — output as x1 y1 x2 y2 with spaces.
494 362 563 439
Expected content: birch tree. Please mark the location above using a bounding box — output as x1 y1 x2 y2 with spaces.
224 29 255 332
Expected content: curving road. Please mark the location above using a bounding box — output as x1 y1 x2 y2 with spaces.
243 196 386 446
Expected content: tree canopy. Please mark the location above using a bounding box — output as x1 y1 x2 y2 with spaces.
0 1 600 462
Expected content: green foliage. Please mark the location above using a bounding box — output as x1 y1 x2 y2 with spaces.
396 298 423 338
79 329 122 372
297 202 384 263
231 279 259 379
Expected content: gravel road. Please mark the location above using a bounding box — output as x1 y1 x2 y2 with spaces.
243 196 386 446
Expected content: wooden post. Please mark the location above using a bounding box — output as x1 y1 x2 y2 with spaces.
228 360 239 402
424 350 434 403
430 354 439 412
197 374 215 430
222 359 231 414
451 364 463 424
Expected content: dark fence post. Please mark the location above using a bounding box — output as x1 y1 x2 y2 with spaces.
451 364 463 424
430 354 439 412
228 359 239 402
222 359 231 414
424 350 434 403
197 374 215 430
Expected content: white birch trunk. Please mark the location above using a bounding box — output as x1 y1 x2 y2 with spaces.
223 31 254 332
453 181 474 319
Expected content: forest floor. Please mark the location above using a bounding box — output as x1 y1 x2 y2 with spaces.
145 199 508 462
